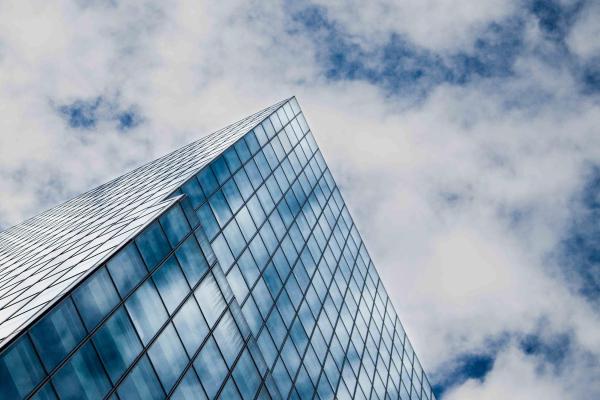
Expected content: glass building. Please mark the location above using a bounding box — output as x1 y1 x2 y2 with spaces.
0 98 435 400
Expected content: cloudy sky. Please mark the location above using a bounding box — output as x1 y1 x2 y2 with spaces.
1 0 599 398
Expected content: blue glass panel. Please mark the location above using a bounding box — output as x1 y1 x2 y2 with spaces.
219 378 241 400
209 190 232 227
181 177 205 209
106 243 147 298
223 147 242 172
234 139 251 163
196 167 219 198
125 279 168 344
52 342 111 400
195 204 220 240
244 131 260 155
173 296 208 357
159 205 191 248
233 170 253 201
30 298 86 372
212 233 234 271
213 312 243 367
153 256 189 314
175 236 209 287
235 206 256 242
234 351 261 399
0 336 45 399
171 368 207 400
148 323 188 391
222 179 243 214
244 159 262 189
117 356 164 400
73 267 119 331
223 220 245 258
211 157 230 185
193 338 228 398
194 273 225 327
135 222 171 270
30 383 57 400
93 307 142 383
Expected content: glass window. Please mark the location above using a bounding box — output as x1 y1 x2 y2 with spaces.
107 243 147 298
93 307 142 383
175 236 209 287
196 167 219 198
125 279 168 344
244 159 263 189
52 342 111 400
213 312 243 367
238 248 259 286
173 297 209 357
223 147 242 173
227 265 248 301
193 337 228 398
181 177 205 209
171 368 207 400
219 378 241 400
30 382 57 400
135 222 171 270
73 267 119 331
235 206 256 242
246 195 266 227
254 152 271 179
233 170 253 201
234 139 251 163
148 323 188 392
117 356 164 400
222 179 243 214
248 235 269 271
0 336 45 399
211 157 231 185
211 233 234 271
194 273 225 327
160 205 191 248
253 124 268 145
209 190 232 227
196 204 219 240
153 256 189 314
223 220 245 258
30 298 85 372
244 131 260 154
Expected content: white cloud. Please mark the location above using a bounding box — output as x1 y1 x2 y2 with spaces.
567 1 600 60
0 1 599 398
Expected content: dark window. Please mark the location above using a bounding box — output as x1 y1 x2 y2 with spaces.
175 236 209 287
106 243 147 298
73 267 119 331
117 356 164 400
193 337 228 398
153 256 189 314
159 205 191 247
125 279 168 344
135 222 171 270
30 298 86 372
0 336 45 399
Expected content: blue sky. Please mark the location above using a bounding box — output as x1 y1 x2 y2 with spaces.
0 0 599 398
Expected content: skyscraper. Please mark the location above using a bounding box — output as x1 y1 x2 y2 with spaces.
0 98 435 400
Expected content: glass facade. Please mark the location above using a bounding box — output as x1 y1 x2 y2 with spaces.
0 98 435 399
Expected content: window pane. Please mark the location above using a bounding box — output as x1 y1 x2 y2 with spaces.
52 342 111 400
195 204 219 240
125 279 168 344
209 191 232 227
211 234 234 271
73 267 119 331
222 179 243 214
148 323 188 392
0 336 45 399
153 256 189 314
175 236 209 287
93 307 142 383
213 312 243 367
171 368 207 400
117 356 164 400
135 222 171 270
193 337 227 398
106 243 147 298
173 296 209 357
30 382 57 400
30 298 86 372
160 205 191 248
223 220 245 258
211 157 230 185
181 177 205 209
194 274 225 327
232 350 261 399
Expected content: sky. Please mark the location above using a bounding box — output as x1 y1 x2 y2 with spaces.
1 0 599 398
